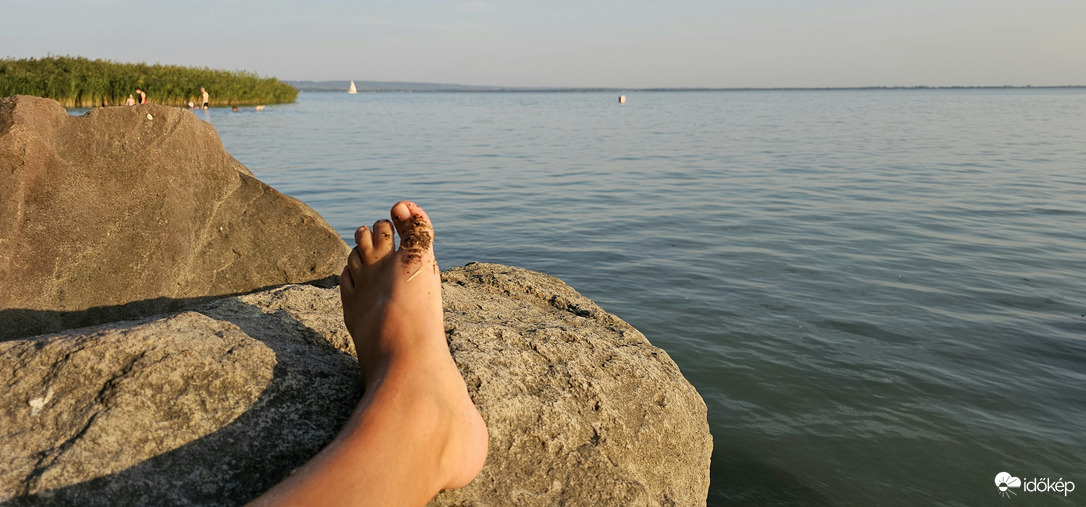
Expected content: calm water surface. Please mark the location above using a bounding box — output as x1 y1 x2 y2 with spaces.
202 90 1085 505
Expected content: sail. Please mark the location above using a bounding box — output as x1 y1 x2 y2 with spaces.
348 81 358 94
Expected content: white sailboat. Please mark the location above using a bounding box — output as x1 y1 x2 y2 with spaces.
348 80 358 94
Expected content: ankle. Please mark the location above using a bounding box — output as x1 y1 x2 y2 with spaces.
368 359 487 489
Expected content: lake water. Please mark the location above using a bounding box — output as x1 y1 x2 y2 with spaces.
199 90 1085 505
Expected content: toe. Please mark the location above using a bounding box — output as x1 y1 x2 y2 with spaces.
371 220 395 259
390 201 434 253
340 263 354 293
355 226 374 253
342 248 363 296
347 247 364 275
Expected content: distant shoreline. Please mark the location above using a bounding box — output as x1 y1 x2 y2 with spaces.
287 80 1086 93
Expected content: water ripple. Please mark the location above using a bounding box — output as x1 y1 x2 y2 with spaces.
207 89 1086 506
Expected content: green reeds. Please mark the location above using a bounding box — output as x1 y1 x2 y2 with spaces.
0 56 298 108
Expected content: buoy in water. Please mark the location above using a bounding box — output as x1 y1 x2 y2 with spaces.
618 95 626 104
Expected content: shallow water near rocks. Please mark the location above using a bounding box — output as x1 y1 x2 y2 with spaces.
158 89 1086 505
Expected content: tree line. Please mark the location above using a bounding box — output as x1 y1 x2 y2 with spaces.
0 56 298 108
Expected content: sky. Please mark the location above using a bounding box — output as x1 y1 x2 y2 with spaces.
4 0 1085 88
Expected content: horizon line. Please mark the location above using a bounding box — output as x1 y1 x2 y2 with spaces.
286 80 1086 92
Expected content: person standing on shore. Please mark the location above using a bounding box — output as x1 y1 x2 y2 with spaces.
135 87 147 104
125 94 135 106
201 87 209 109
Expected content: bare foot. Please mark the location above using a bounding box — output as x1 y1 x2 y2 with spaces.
340 200 489 492
252 201 487 506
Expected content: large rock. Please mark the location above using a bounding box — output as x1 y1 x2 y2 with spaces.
0 95 349 340
0 263 712 506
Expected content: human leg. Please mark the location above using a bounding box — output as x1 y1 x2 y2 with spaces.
251 201 488 506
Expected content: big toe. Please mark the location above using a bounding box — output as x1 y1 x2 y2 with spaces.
390 201 434 254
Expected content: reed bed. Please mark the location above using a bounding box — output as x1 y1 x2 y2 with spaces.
0 56 297 108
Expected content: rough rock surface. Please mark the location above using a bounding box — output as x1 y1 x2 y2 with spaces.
0 95 350 340
1 263 712 506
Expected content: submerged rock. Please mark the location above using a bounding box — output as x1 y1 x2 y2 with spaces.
0 95 349 339
0 263 712 505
